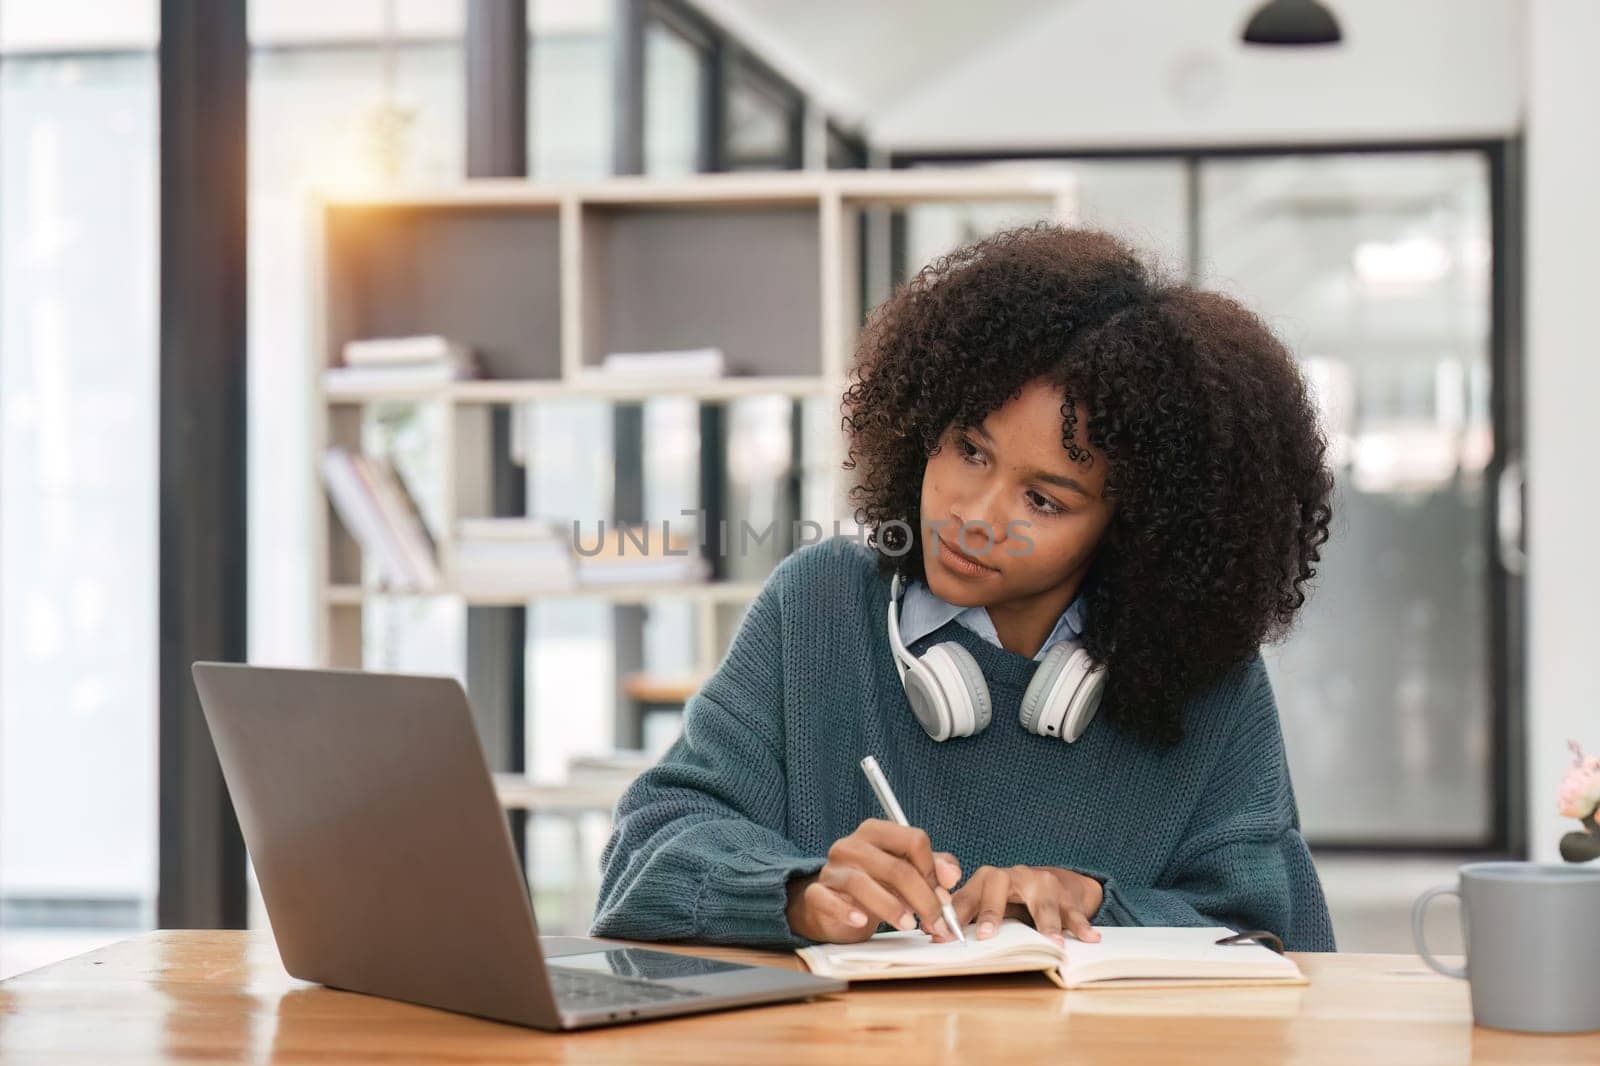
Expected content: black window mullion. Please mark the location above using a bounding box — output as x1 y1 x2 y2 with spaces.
465 0 532 868
613 0 647 175
157 0 250 930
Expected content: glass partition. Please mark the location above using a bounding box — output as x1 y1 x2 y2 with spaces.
1200 151 1495 844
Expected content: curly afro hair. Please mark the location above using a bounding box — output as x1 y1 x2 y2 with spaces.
842 222 1334 748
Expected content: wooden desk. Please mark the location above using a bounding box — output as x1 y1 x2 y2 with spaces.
2 932 1596 1064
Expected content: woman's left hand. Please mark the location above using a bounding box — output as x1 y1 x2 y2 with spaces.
950 865 1104 945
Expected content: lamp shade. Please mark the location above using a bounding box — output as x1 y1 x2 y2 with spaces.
1242 0 1343 46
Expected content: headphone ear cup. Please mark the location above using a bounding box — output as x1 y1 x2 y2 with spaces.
1038 652 1092 739
1022 645 1103 742
902 659 955 742
936 641 991 735
1019 643 1074 736
1059 659 1107 742
918 642 991 738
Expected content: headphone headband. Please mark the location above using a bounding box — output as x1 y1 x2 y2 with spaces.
885 572 914 684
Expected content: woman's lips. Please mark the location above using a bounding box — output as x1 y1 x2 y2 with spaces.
936 533 1001 578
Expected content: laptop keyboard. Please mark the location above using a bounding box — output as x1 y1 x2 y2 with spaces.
548 967 703 1010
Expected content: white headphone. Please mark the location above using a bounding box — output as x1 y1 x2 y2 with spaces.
886 571 1106 743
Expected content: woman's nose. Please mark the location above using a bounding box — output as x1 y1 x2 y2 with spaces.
951 501 1008 553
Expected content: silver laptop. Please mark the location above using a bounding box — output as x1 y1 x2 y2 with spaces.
190 662 845 1030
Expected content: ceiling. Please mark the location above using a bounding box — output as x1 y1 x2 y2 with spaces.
686 0 1522 154
687 0 1067 128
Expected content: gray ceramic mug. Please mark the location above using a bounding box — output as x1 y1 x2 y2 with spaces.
1412 861 1600 1033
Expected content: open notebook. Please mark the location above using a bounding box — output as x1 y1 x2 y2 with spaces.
796 919 1307 990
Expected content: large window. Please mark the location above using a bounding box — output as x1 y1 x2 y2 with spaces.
643 17 705 175
724 60 800 171
530 1 613 181
0 27 159 975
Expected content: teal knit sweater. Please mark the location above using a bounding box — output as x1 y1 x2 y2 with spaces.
592 536 1336 952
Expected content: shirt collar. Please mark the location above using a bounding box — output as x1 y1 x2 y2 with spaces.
896 577 1087 663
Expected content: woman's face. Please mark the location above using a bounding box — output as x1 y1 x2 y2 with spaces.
919 377 1114 609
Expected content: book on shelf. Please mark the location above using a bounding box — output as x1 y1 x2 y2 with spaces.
456 516 573 542
321 449 409 588
797 920 1307 990
450 518 713 594
573 523 709 586
320 446 440 591
453 546 576 596
360 455 441 589
343 335 470 367
593 347 726 379
453 516 577 596
325 334 480 393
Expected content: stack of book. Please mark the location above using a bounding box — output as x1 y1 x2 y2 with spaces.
323 335 480 394
453 518 577 597
574 523 709 586
452 521 709 597
321 447 440 591
591 346 725 379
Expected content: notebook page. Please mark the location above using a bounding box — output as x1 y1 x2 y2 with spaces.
1059 927 1301 984
800 918 1057 972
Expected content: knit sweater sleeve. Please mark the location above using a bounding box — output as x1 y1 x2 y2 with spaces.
1083 657 1337 952
589 554 824 949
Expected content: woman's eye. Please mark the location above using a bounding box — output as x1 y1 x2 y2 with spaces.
1027 491 1064 516
957 436 982 462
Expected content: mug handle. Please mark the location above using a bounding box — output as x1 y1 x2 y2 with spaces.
1411 884 1468 979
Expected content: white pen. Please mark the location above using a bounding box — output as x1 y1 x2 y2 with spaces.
859 755 966 945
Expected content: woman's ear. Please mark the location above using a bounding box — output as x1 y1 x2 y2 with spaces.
1096 482 1119 521
880 520 911 554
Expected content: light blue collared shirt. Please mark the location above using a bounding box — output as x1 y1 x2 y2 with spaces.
898 578 1087 662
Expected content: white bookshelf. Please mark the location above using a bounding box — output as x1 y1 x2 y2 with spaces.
311 168 1076 682
324 580 766 608
324 374 833 406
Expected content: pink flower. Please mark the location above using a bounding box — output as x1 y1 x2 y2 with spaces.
1558 741 1600 819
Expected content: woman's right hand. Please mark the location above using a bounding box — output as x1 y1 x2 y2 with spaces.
785 819 962 944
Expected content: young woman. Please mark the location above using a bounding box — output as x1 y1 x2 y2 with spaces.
591 224 1337 952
